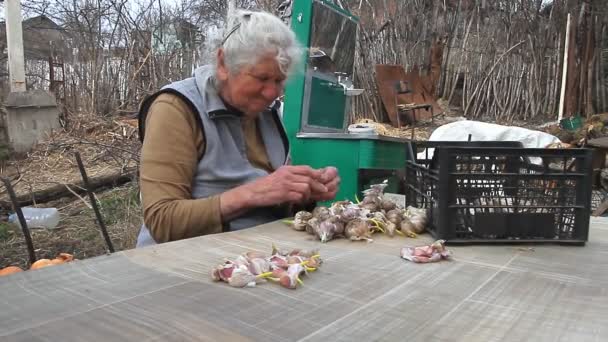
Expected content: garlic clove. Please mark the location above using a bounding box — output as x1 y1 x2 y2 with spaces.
244 251 267 260
385 222 397 237
306 217 320 235
286 255 304 265
248 258 271 275
228 266 257 288
381 199 397 211
312 206 331 221
210 268 222 281
269 255 289 269
294 249 319 258
218 264 235 282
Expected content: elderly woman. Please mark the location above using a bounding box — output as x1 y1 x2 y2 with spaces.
135 10 340 247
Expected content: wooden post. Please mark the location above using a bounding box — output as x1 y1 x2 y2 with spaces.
5 0 27 92
558 14 571 123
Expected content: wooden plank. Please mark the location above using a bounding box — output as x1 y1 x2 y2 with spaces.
1 219 607 341
587 137 608 148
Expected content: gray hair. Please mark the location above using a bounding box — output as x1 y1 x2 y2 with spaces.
220 10 302 76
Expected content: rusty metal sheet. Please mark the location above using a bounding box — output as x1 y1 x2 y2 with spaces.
402 66 443 120
375 65 443 127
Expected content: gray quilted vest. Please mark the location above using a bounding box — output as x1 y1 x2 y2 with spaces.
136 65 290 247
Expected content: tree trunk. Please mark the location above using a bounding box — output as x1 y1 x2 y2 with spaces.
0 170 137 210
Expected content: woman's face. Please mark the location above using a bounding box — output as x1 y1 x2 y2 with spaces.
216 49 287 116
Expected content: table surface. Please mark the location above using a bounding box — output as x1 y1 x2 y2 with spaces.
1 218 607 342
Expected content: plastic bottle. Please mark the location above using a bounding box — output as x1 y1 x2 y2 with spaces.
8 207 60 229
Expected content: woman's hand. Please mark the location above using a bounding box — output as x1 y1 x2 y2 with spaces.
246 165 329 205
310 166 340 201
220 166 328 220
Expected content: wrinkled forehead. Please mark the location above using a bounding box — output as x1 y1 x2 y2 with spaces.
237 54 286 79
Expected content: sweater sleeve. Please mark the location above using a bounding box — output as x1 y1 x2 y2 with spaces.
139 93 223 243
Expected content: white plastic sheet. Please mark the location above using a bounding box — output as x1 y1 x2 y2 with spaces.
418 120 561 161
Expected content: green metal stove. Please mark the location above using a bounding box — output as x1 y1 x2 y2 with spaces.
283 0 411 203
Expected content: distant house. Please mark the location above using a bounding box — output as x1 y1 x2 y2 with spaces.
153 18 204 53
0 15 72 98
0 15 72 62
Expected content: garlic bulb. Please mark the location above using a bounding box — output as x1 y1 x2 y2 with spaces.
228 265 257 288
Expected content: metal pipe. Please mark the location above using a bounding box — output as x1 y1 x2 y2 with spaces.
74 152 115 253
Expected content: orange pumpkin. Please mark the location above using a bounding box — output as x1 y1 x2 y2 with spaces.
56 253 74 262
30 259 53 270
50 258 65 265
0 266 24 276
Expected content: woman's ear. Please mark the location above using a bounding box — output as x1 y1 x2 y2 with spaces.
216 48 229 82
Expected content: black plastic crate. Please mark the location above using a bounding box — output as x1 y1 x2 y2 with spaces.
405 144 593 245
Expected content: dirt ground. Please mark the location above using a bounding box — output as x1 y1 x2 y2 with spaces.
0 184 141 269
1 113 141 269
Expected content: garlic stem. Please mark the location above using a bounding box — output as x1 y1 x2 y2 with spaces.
369 219 385 233
257 272 274 278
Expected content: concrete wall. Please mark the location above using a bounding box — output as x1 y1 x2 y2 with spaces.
0 106 8 160
4 90 60 153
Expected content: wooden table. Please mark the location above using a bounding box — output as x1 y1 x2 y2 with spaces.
1 219 607 341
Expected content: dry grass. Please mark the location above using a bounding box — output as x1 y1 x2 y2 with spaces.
0 113 140 201
1 114 141 269
354 113 456 141
0 183 141 269
352 97 462 141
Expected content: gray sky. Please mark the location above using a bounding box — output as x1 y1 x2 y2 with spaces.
0 0 183 21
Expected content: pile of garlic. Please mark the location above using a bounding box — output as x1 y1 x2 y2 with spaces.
211 245 322 289
286 182 429 243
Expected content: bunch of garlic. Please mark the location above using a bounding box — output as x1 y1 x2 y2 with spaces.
211 245 322 290
285 182 429 243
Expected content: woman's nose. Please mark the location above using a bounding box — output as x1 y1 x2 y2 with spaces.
262 83 281 101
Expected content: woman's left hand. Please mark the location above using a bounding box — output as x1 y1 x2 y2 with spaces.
311 166 340 201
